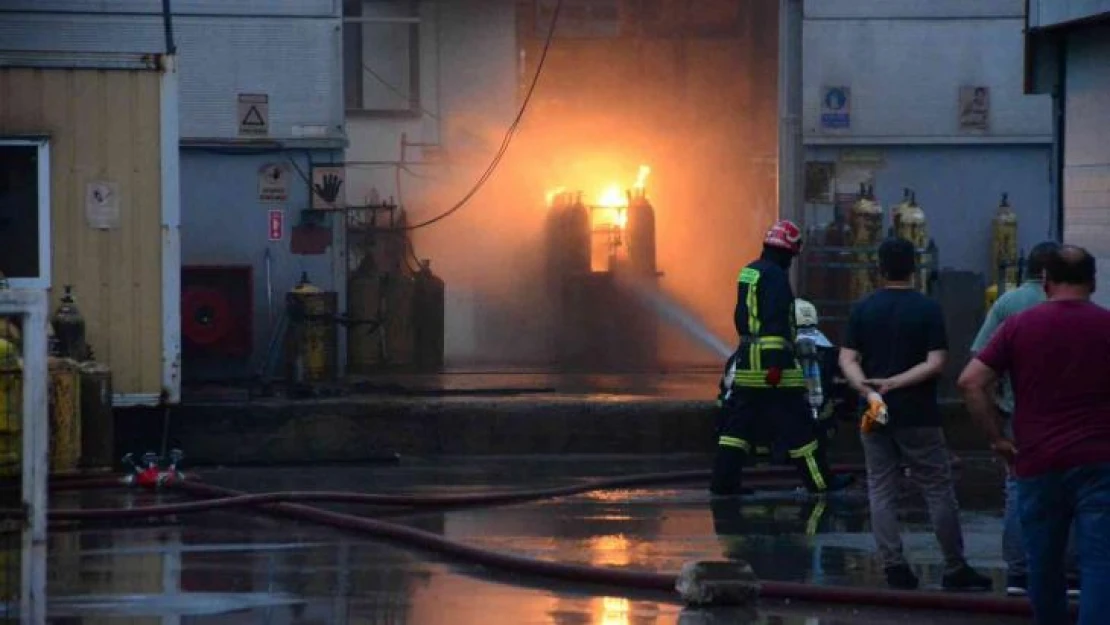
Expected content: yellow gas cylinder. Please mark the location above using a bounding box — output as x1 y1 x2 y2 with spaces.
894 192 930 292
985 284 1000 310
849 183 883 299
992 192 1019 286
285 272 338 385
0 338 21 477
48 358 81 474
890 187 912 237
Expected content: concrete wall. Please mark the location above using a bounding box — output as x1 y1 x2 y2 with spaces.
0 3 344 142
803 0 1051 143
1028 0 1110 29
1062 25 1110 306
805 145 1054 277
180 149 342 377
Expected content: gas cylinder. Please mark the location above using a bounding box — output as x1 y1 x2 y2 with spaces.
413 260 445 372
626 187 656 278
849 183 883 299
284 272 337 385
895 191 928 249
890 188 912 237
893 192 929 292
991 192 1019 287
565 192 591 276
53 285 89 361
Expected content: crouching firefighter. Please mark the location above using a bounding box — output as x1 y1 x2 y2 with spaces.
710 220 854 496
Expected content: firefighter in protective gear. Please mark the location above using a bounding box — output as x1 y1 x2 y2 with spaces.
711 220 853 496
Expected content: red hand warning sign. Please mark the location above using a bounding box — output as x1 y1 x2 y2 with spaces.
268 210 283 241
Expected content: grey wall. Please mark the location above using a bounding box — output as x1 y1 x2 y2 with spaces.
180 149 343 376
1028 0 1110 29
0 5 344 141
344 0 519 366
803 1 1051 142
806 145 1054 277
1062 25 1110 306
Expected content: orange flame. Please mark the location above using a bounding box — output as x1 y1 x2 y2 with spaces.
544 186 566 207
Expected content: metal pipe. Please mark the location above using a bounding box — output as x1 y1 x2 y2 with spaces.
777 0 804 226
343 16 421 24
264 248 274 331
161 0 177 55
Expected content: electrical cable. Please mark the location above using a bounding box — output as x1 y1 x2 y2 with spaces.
388 0 564 232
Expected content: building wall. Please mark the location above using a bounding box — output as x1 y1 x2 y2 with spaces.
1028 0 1110 29
802 0 1055 283
805 145 1054 277
803 0 1051 142
0 4 344 141
0 67 165 396
344 0 520 365
1062 24 1110 306
180 148 342 376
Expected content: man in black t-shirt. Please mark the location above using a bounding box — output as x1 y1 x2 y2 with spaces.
838 237 991 592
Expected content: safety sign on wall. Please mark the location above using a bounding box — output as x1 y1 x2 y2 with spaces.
258 163 290 203
958 85 990 132
85 180 121 230
310 165 345 211
238 93 269 136
268 210 284 242
820 86 851 131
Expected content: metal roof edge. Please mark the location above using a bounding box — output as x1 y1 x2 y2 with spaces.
0 50 164 70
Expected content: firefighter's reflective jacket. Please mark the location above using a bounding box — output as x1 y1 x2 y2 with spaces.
725 257 805 392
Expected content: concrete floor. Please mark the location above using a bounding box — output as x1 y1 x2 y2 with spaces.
28 455 1028 624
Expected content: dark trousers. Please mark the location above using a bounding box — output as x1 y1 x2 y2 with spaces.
711 388 833 494
1018 463 1110 625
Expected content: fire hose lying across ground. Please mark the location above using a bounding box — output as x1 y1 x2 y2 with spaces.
0 463 1060 618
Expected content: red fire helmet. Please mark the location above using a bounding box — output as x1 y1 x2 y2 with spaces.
763 219 803 254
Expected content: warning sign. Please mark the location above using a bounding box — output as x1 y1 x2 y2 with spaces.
310 165 346 211
268 210 284 241
258 163 290 203
238 93 269 136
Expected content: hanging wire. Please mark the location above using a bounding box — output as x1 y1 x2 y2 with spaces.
395 0 564 231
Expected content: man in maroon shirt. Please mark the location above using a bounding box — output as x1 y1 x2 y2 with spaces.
959 245 1110 625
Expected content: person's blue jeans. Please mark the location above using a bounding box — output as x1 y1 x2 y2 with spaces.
1005 471 1079 578
1018 463 1110 624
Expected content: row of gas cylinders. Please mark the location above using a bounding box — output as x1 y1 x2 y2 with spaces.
283 266 446 385
544 190 657 279
819 185 1019 297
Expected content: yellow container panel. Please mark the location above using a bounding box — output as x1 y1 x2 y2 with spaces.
48 359 81 474
0 67 164 397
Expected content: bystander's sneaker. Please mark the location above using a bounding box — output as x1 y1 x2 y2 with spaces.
1005 574 1027 596
884 564 919 590
942 564 993 591
1006 574 1080 598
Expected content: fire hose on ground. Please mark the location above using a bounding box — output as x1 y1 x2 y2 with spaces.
0 463 1056 618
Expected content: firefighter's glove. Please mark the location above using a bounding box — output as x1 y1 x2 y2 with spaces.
764 367 783 387
860 392 889 433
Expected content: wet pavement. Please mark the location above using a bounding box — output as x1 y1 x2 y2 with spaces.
23 455 1029 623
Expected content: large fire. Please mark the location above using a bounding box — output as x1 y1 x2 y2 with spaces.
545 165 651 272
546 164 651 230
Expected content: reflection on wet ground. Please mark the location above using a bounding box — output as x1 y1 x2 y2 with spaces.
32 455 1024 624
